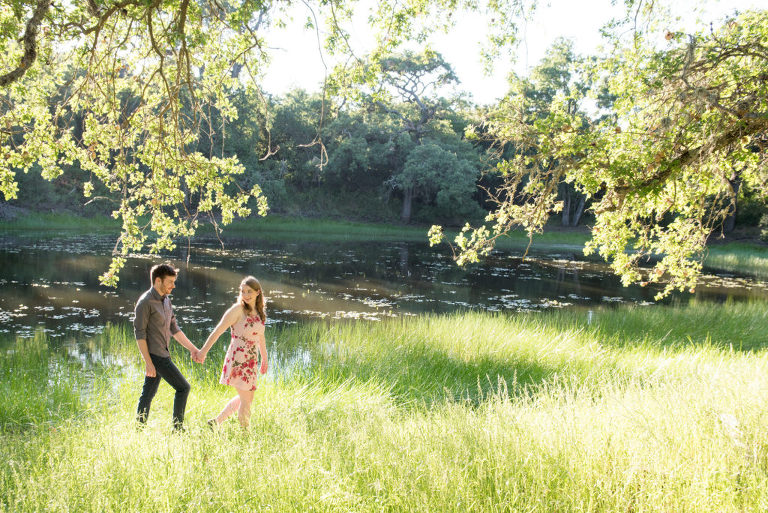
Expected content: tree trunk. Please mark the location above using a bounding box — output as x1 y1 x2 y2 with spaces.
572 194 587 226
561 187 571 226
401 186 414 223
560 182 587 227
724 168 742 234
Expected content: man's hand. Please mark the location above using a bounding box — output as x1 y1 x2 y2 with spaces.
145 361 156 377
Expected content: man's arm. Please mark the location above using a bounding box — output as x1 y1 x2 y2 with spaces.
168 306 199 358
136 339 156 377
134 297 155 377
172 331 200 359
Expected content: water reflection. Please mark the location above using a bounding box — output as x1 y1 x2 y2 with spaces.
0 233 766 337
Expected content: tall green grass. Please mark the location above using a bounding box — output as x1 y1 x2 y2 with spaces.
2 303 768 511
220 214 431 241
705 242 768 278
0 212 120 232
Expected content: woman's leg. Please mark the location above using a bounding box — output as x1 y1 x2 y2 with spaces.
236 388 255 430
214 395 240 424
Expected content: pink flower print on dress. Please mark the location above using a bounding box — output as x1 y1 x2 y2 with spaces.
220 312 263 391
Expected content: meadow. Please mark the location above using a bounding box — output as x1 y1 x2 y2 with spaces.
2 301 768 512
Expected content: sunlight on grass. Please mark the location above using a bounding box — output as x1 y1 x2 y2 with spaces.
221 215 431 241
2 303 768 511
706 243 768 278
0 212 120 233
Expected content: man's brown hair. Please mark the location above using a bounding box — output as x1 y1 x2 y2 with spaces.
150 263 178 284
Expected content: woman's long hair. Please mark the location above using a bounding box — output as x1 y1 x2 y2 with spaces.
239 276 266 323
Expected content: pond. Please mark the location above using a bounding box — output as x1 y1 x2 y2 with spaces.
1 232 766 338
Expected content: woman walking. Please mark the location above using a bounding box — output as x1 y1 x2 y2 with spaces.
197 276 268 430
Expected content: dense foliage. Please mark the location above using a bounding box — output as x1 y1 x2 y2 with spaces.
0 0 527 284
430 7 768 298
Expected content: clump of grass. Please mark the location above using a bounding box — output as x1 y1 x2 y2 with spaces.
217 215 431 242
705 242 768 278
0 331 96 430
0 212 119 233
2 303 768 512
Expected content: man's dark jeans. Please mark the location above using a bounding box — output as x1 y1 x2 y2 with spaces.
136 353 191 430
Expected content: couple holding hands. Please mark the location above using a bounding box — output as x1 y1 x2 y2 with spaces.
134 263 268 431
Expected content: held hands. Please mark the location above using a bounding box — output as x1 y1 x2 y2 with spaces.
260 357 268 375
192 347 208 364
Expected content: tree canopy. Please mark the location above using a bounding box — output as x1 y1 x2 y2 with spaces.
431 7 768 298
1 0 277 284
0 0 521 284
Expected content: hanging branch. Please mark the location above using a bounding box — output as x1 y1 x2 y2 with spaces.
0 0 52 87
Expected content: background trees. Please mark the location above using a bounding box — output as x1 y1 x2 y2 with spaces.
360 50 469 223
501 39 592 227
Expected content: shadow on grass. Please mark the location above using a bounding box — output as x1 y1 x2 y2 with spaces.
308 346 566 408
262 322 590 409
263 301 768 407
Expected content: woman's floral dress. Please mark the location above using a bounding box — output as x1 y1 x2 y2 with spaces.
220 313 265 391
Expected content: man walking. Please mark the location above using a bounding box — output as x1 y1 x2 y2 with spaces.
134 263 199 430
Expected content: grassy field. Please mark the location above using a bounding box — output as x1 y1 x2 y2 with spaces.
222 214 595 249
221 214 433 241
2 302 768 512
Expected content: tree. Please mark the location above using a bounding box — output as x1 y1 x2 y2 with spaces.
431 8 768 298
0 0 527 284
504 39 592 227
0 0 532 271
266 90 326 189
355 49 461 222
390 140 481 222
325 136 370 188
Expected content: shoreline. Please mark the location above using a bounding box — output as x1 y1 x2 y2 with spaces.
2 211 767 276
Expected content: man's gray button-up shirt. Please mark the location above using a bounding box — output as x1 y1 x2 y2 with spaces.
133 287 180 358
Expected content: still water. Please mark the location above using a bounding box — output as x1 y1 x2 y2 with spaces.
1 233 766 338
